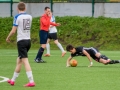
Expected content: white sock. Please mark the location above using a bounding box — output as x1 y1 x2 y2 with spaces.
11 72 19 81
26 71 34 83
57 43 65 52
46 43 50 54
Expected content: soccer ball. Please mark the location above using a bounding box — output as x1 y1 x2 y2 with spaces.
70 59 78 67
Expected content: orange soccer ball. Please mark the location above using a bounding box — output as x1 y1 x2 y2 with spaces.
70 59 78 67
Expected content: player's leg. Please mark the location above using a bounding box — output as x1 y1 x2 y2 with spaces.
8 57 22 86
35 30 48 63
8 40 23 85
21 40 35 87
54 40 66 57
22 58 35 87
52 33 66 57
44 38 51 57
91 48 120 65
99 55 120 64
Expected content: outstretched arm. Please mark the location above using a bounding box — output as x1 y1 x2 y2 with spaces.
6 26 17 42
82 50 93 67
66 56 73 67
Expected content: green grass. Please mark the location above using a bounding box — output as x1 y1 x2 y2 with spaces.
0 49 120 90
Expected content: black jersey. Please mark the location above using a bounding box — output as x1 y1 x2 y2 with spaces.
71 46 99 61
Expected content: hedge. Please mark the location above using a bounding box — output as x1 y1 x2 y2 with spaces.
0 16 120 50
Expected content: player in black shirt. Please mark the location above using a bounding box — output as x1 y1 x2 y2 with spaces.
66 44 120 67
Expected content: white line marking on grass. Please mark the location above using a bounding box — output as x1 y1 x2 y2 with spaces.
0 76 9 83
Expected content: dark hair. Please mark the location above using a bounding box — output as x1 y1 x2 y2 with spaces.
66 44 74 51
44 7 50 10
17 2 26 11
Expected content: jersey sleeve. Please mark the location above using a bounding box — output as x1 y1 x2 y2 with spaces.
71 54 76 57
78 46 83 52
71 46 84 57
13 15 19 26
52 16 55 22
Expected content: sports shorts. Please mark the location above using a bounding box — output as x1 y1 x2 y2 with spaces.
39 30 48 44
48 33 57 40
89 47 100 62
17 39 31 59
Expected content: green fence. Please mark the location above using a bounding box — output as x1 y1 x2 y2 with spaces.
0 0 19 2
0 0 120 3
19 0 120 3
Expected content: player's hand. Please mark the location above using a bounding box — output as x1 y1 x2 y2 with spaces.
66 65 70 67
66 64 70 67
48 12 52 17
56 23 61 26
6 37 10 43
88 62 93 67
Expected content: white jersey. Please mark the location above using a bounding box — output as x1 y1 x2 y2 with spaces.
13 13 32 42
49 16 57 33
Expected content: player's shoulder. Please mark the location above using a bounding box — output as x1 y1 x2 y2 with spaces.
75 46 84 51
14 13 32 19
76 46 84 49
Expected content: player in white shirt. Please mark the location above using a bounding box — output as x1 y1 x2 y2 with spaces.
6 2 35 87
44 12 66 57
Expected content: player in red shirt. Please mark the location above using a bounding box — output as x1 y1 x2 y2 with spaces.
35 7 60 63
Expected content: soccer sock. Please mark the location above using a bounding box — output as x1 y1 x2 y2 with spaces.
35 47 44 60
11 72 19 81
46 43 50 54
57 43 65 52
26 71 34 83
108 60 120 64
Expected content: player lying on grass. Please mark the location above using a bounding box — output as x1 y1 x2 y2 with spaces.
66 44 120 67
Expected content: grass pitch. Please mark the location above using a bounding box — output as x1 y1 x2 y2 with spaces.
0 49 120 90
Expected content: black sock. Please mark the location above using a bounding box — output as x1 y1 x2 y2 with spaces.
35 47 44 60
108 60 120 64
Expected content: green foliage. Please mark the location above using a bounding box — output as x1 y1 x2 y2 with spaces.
0 16 120 50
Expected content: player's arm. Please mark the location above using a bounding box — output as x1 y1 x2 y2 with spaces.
66 56 73 67
6 26 17 42
50 22 60 26
82 50 93 67
49 25 54 28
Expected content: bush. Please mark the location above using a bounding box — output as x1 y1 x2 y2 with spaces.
0 16 120 50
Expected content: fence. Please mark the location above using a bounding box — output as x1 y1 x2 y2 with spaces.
0 0 120 17
0 0 120 3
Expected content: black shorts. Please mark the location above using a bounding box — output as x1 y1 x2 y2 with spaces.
89 47 100 62
39 30 48 44
17 39 31 59
48 33 57 40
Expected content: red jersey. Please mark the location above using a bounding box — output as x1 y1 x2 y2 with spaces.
40 14 57 31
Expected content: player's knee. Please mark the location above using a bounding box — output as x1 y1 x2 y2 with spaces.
99 55 109 60
41 44 46 48
103 60 110 65
54 40 59 44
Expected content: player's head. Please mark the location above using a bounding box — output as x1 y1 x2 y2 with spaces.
44 6 51 16
17 2 26 12
66 44 76 54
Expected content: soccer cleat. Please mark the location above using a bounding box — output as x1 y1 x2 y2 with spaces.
44 54 50 57
34 59 40 63
39 59 46 63
24 82 35 87
7 80 15 86
34 59 46 63
61 51 66 57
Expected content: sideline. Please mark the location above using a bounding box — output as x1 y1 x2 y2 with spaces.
0 76 9 83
